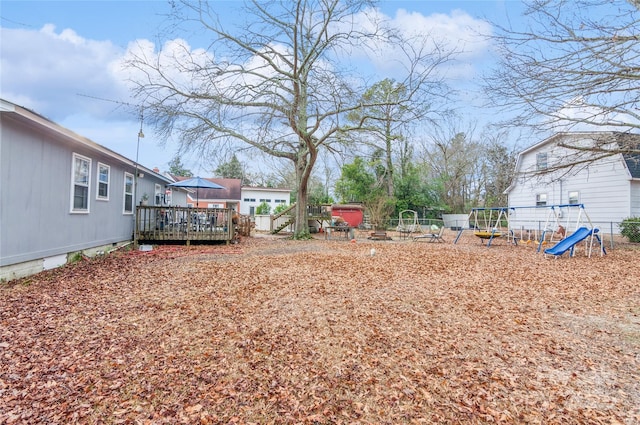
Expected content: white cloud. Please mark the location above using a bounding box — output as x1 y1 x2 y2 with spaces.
345 7 493 81
550 97 640 132
0 24 180 168
0 5 496 171
1 6 493 115
40 23 85 45
0 25 133 120
396 8 492 57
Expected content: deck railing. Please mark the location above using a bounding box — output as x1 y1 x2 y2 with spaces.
135 205 235 243
269 204 333 233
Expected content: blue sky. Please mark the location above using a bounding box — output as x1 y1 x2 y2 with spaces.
0 1 526 174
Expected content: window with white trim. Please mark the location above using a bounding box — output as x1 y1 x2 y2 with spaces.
154 184 163 206
568 191 579 204
536 193 547 206
97 163 110 200
71 153 91 213
123 172 134 214
536 152 548 170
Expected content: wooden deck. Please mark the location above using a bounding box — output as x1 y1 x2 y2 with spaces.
135 206 236 243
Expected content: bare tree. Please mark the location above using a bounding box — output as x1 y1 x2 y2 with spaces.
420 117 482 213
485 0 640 166
126 0 454 238
478 131 518 207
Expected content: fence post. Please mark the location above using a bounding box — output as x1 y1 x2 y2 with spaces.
610 221 614 250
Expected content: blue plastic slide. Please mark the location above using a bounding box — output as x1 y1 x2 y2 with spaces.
543 227 595 257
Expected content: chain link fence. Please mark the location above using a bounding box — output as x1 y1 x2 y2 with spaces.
385 217 640 249
618 218 640 245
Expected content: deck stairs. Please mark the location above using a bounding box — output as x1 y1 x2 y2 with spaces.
271 203 296 234
270 203 332 234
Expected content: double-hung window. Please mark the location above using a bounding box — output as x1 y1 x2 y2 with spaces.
71 153 91 213
154 184 163 206
568 191 579 205
123 172 134 214
536 152 548 171
536 193 547 206
97 163 110 200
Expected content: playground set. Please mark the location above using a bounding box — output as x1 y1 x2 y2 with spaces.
453 204 606 258
395 210 447 242
396 210 423 239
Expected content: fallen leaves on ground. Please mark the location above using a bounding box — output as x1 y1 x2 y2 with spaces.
1 235 639 424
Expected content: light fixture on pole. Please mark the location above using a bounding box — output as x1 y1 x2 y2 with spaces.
136 108 144 179
133 108 145 249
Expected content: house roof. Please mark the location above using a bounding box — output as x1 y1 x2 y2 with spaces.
615 133 640 179
242 186 292 193
332 204 364 210
624 154 640 178
519 132 605 156
514 131 640 174
0 98 172 183
169 175 242 201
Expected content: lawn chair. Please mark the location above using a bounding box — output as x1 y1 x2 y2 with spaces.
414 224 445 243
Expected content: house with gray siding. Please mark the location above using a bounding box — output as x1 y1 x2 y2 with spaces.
0 99 183 280
506 132 640 233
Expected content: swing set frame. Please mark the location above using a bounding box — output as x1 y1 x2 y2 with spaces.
513 203 604 256
454 204 605 256
396 209 423 238
453 207 516 247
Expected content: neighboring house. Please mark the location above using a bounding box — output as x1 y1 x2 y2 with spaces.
240 186 292 216
506 131 640 233
167 175 241 211
0 99 178 281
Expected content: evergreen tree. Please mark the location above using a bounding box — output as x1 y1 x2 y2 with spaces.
168 156 193 177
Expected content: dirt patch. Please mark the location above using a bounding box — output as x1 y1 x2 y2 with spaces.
1 236 639 424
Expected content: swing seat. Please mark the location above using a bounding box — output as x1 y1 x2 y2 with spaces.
474 230 501 239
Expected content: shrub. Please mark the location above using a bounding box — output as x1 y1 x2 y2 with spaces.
273 203 289 215
619 217 640 243
256 201 271 215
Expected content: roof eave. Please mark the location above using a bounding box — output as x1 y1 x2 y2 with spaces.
2 98 172 184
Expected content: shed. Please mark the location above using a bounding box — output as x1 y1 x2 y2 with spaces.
331 204 364 227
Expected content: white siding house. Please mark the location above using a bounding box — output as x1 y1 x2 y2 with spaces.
506 132 640 233
240 187 291 216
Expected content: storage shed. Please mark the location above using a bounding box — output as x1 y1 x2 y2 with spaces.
331 204 364 227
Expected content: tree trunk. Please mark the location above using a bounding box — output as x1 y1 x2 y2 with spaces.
385 127 395 198
294 181 310 238
292 141 317 239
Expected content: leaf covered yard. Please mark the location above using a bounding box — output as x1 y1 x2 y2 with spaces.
1 237 639 424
